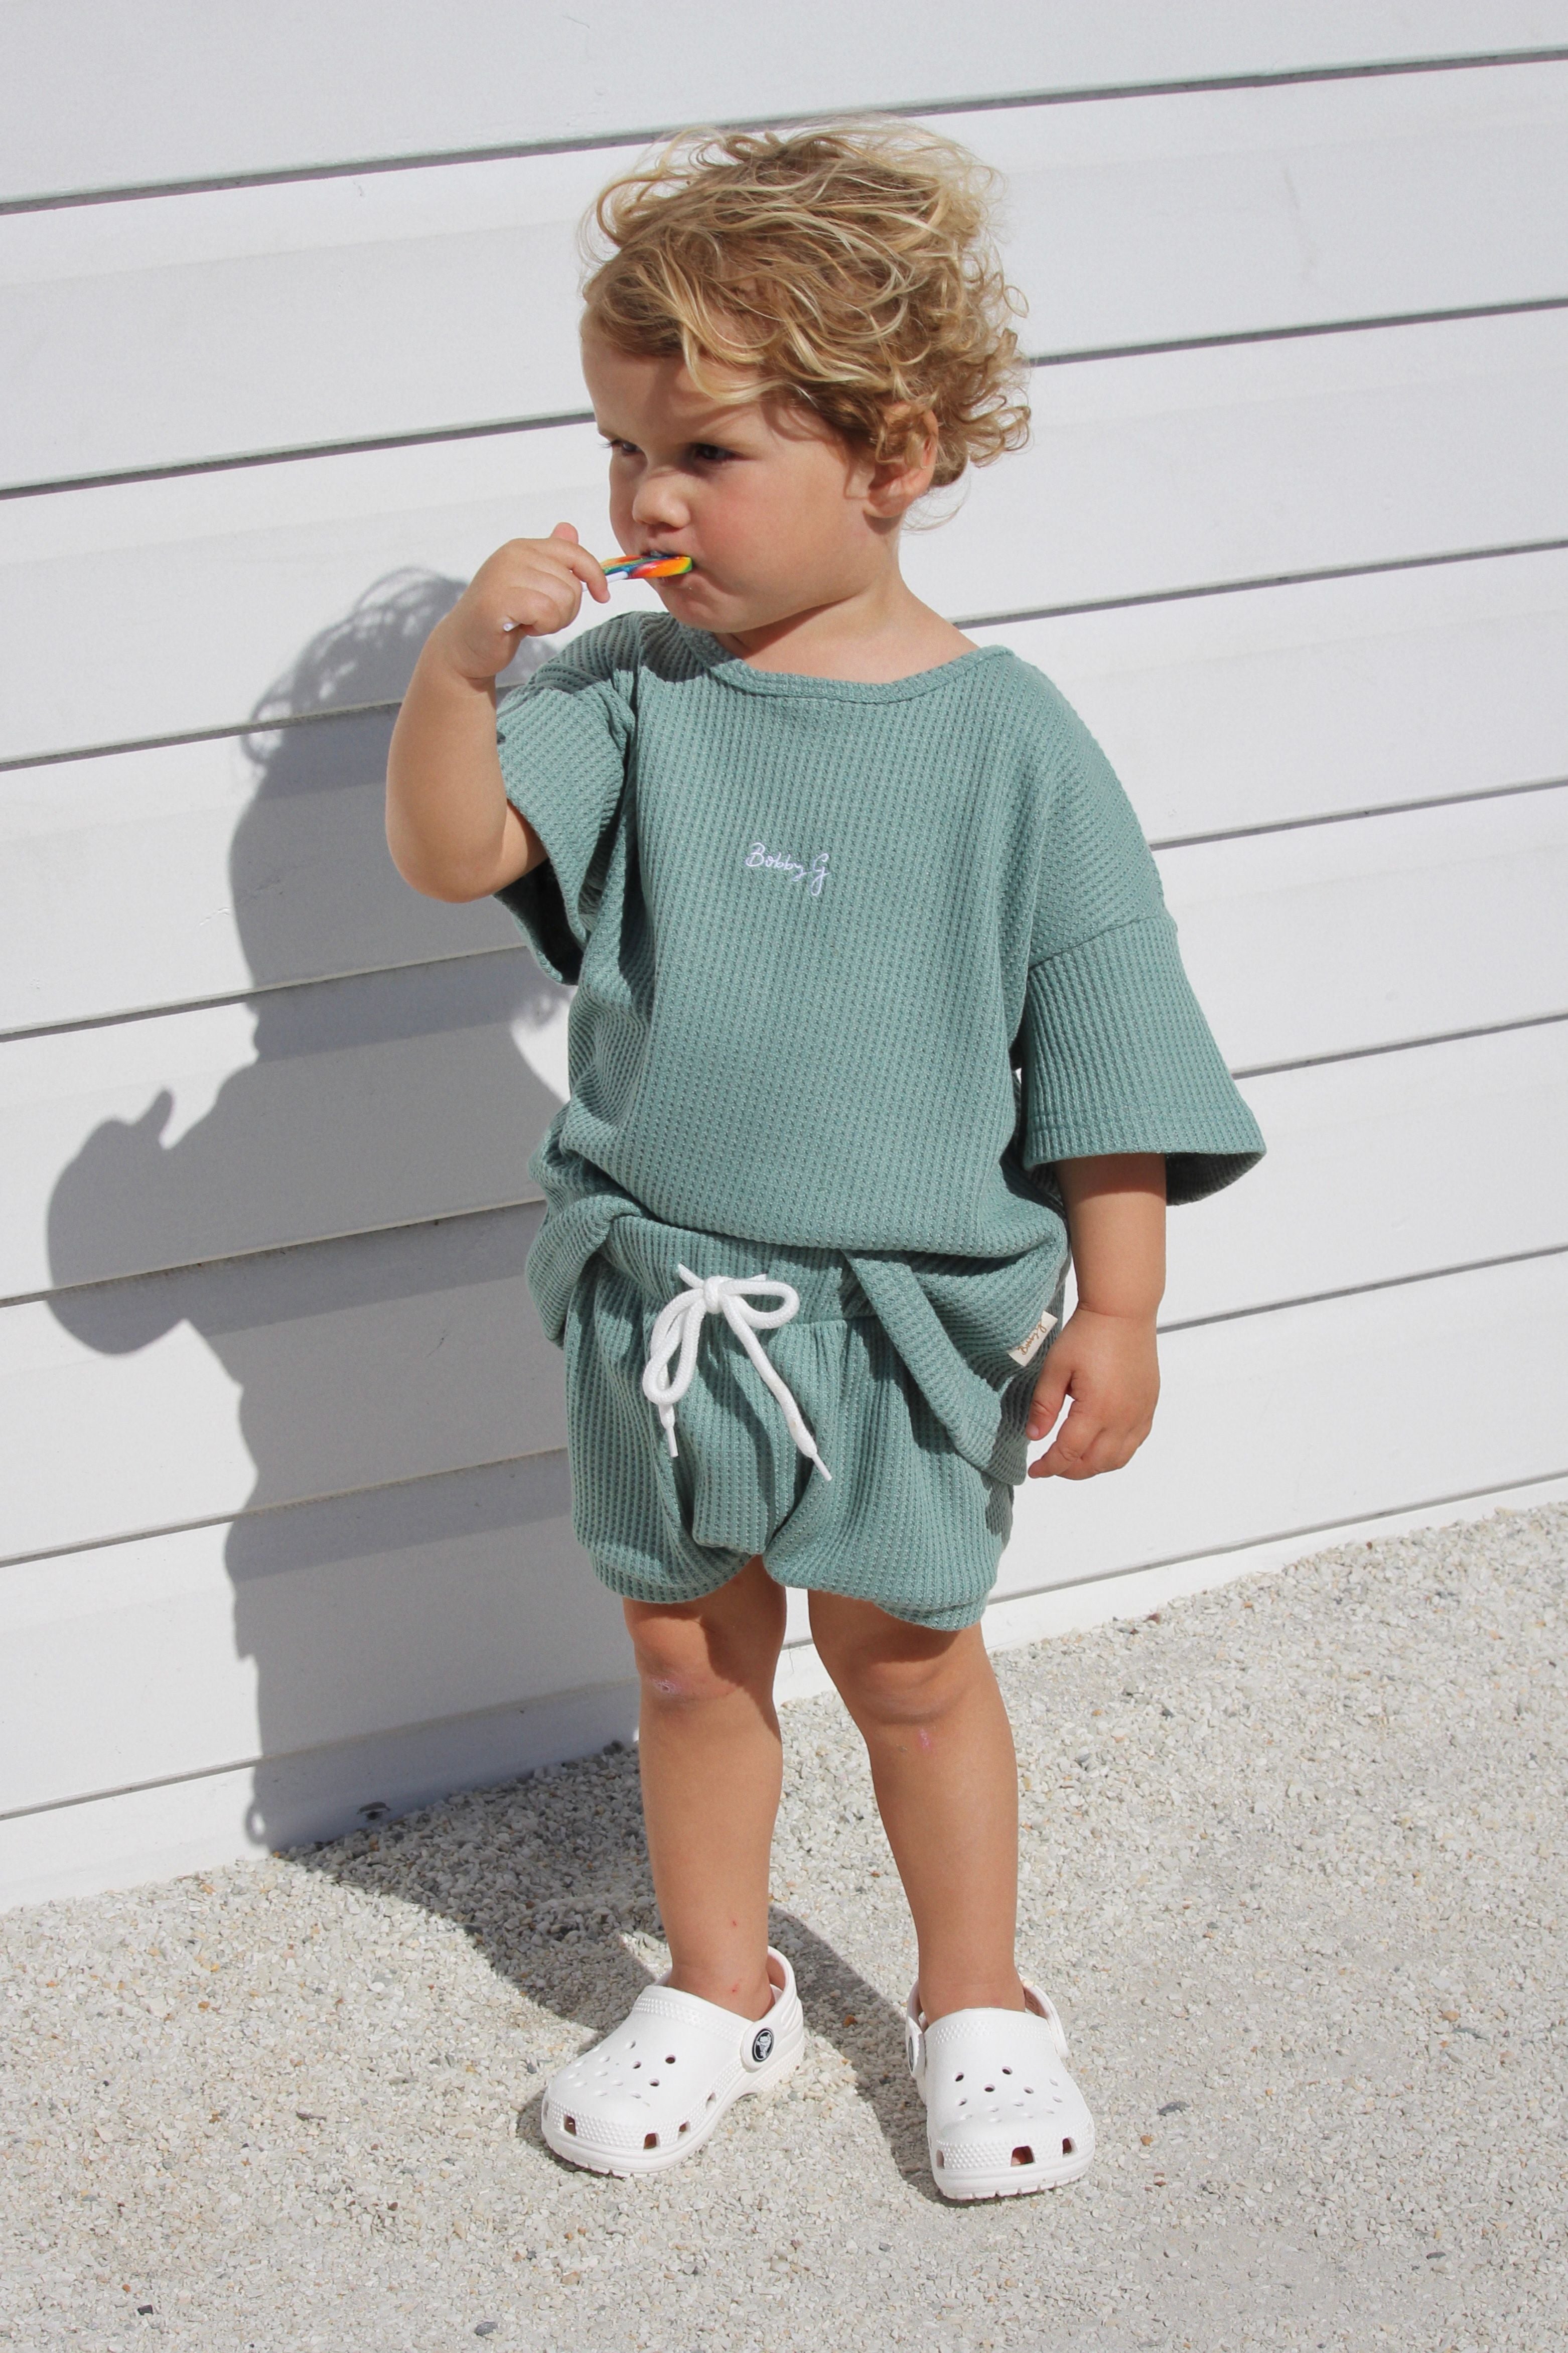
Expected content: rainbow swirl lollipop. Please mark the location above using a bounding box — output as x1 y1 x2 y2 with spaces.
599 550 694 580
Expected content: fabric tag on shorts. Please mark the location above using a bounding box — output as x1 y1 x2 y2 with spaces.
1008 1305 1058 1367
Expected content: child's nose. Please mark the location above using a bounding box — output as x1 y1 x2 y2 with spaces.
630 467 688 531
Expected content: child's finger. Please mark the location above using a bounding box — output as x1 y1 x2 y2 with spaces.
492 552 592 638
548 520 611 602
1026 1356 1071 1441
1028 1399 1105 1480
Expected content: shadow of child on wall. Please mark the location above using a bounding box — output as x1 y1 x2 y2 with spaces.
44 571 602 1849
290 1739 937 2195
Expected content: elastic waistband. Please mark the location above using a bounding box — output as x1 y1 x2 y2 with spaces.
594 1213 873 1323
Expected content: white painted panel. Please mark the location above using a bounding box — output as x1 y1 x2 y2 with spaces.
0 423 617 764
980 545 1568 845
7 551 1565 1034
0 1455 629 1816
1165 1020 1568 1323
8 1 1564 203
4 308 1566 765
1161 783 1568 1069
0 1205 563 1564
970 63 1568 352
995 1248 1568 1601
944 303 1568 622
7 959 1563 1312
0 709 523 1036
5 1253 1563 1839
10 64 1568 483
0 1677 643 1912
1 954 567 1296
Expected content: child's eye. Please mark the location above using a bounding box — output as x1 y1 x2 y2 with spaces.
689 443 735 464
601 438 638 458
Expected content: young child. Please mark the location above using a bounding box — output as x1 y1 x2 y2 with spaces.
386 120 1262 2201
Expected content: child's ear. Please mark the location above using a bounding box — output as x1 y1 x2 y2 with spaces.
862 407 941 516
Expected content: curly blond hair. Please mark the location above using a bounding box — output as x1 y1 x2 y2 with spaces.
578 119 1031 492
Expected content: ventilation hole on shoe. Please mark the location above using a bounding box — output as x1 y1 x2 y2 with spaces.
954 2072 963 2081
1024 2086 1034 2096
1012 2145 1034 2167
563 2116 577 2137
1062 2136 1075 2156
650 2078 659 2087
1003 2066 1013 2075
984 2083 995 2093
706 2091 717 2106
935 2149 945 2169
958 2098 967 2107
632 2061 641 2070
644 2131 659 2150
666 2054 676 2064
679 2121 690 2136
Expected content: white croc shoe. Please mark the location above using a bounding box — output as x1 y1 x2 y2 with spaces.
541 1948 803 2176
907 1979 1095 2200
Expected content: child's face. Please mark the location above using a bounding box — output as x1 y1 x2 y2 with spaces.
581 329 909 637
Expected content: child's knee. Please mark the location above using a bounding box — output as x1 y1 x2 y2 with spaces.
627 1615 736 1706
812 1607 983 1729
624 1565 784 1706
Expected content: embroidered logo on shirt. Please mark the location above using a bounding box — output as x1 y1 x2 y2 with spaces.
1008 1305 1058 1366
745 840 829 898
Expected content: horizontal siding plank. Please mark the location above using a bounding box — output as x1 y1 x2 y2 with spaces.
6 1 1564 205
3 308 1566 765
2 954 563 1295
5 549 1565 1034
1163 1020 1568 1322
0 1455 628 1817
0 1677 645 1912
7 64 1568 483
1163 783 1568 1071
995 1246 1568 1599
0 1205 560 1564
4 1252 1563 1822
982 544 1568 847
0 709 520 1034
4 874 1564 1300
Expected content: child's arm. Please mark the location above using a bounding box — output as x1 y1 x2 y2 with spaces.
385 523 609 902
1025 1151 1165 1480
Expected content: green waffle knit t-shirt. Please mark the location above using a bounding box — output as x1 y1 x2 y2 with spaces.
494 613 1263 1477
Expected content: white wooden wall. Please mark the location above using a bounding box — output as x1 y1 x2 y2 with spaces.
4 3 1567 1908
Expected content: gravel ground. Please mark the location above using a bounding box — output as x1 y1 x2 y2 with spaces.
3 1501 1564 2352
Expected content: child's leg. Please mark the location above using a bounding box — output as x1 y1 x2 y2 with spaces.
808 1592 1026 2022
623 1554 787 2021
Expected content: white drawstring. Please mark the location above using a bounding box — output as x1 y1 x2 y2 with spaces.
641 1262 833 1482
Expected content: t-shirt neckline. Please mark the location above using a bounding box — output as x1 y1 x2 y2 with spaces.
683 626 1011 702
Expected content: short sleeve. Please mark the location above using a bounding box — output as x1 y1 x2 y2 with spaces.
1017 689 1264 1206
491 620 637 985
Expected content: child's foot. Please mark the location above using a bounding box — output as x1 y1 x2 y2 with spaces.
906 1979 1095 2200
541 1947 803 2175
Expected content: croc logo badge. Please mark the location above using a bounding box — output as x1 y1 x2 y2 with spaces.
750 2025 774 2064
1008 1304 1057 1367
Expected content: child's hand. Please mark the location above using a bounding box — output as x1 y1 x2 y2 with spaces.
1024 1307 1160 1480
432 524 610 683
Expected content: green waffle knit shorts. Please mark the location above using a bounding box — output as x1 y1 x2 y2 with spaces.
561 1216 1033 1633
